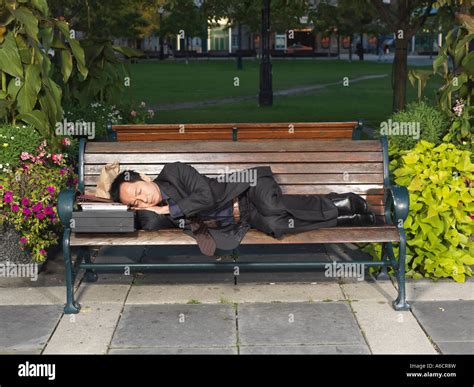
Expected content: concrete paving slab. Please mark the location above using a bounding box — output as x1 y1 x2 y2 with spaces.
436 341 474 354
126 283 344 305
411 301 474 344
75 284 130 304
239 344 370 354
237 302 367 347
0 286 65 305
43 303 124 354
111 304 237 348
341 280 398 302
0 305 62 353
349 300 437 354
405 280 474 301
109 346 238 354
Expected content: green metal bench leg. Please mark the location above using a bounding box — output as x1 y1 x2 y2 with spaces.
82 247 99 283
388 233 411 311
374 242 390 280
63 229 81 314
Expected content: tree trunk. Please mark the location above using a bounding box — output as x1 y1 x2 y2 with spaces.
393 36 409 112
337 31 340 59
348 34 353 62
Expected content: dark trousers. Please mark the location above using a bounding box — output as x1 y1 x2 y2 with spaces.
238 176 338 238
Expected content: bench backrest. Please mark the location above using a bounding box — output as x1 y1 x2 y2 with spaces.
81 139 386 224
110 122 362 141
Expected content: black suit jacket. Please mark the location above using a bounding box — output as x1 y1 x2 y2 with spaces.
136 162 274 251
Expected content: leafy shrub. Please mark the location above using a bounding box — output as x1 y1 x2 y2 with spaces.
377 101 448 151
122 101 156 124
382 141 473 282
0 140 77 262
63 102 123 140
0 124 41 174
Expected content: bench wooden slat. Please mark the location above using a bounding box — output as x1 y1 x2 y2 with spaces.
84 173 384 186
84 163 384 174
112 122 359 131
70 226 399 246
86 140 380 153
85 153 383 164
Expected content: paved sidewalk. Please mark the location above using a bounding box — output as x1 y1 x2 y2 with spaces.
0 244 473 355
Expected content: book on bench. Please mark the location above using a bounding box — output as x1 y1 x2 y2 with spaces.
73 194 136 232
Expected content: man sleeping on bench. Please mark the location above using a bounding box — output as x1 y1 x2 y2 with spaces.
109 161 375 256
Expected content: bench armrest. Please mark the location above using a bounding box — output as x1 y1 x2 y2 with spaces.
384 185 409 227
58 189 76 229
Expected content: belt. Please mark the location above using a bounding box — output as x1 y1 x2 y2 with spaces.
232 196 240 223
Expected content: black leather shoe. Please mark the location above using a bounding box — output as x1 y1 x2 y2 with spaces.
337 212 376 226
327 192 369 215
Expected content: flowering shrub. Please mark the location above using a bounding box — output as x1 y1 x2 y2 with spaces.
443 99 473 153
0 140 77 262
125 101 156 124
63 102 124 139
0 124 42 174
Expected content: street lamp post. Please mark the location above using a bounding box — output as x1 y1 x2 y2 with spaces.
158 6 165 60
259 0 273 106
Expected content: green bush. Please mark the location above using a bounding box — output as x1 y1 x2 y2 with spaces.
383 141 473 282
0 124 41 174
377 101 448 151
0 139 77 262
63 102 123 140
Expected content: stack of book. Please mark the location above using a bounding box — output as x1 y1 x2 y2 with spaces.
72 194 136 233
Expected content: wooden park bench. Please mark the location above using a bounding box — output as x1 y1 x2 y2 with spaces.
108 121 364 141
58 135 410 314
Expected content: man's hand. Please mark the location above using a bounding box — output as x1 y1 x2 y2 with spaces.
133 205 170 215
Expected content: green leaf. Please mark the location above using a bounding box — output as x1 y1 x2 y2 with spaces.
69 39 88 78
0 33 24 79
112 45 143 58
60 49 72 82
31 0 49 17
462 51 474 76
10 7 39 43
17 64 41 114
17 110 49 134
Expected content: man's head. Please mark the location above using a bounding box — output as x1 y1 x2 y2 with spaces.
109 171 162 208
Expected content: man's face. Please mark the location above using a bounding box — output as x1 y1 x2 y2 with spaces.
119 180 162 208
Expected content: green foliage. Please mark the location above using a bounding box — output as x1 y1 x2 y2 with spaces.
0 0 88 151
376 100 448 150
61 38 142 108
0 123 41 173
63 101 124 140
411 10 473 151
0 139 77 262
121 101 155 124
391 141 474 282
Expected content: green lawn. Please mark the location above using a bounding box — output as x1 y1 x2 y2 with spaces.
124 59 442 129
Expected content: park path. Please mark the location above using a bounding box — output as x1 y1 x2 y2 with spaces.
154 74 388 111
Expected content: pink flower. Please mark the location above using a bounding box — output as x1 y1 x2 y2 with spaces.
32 203 43 213
11 204 19 212
23 165 30 172
21 198 29 206
40 249 46 255
130 110 137 118
61 138 71 146
21 152 31 161
36 213 45 220
20 237 28 244
37 140 47 151
60 168 66 175
44 206 54 215
22 208 31 216
4 194 12 203
52 154 63 165
46 186 55 195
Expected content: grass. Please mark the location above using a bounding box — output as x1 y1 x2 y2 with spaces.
124 59 442 129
